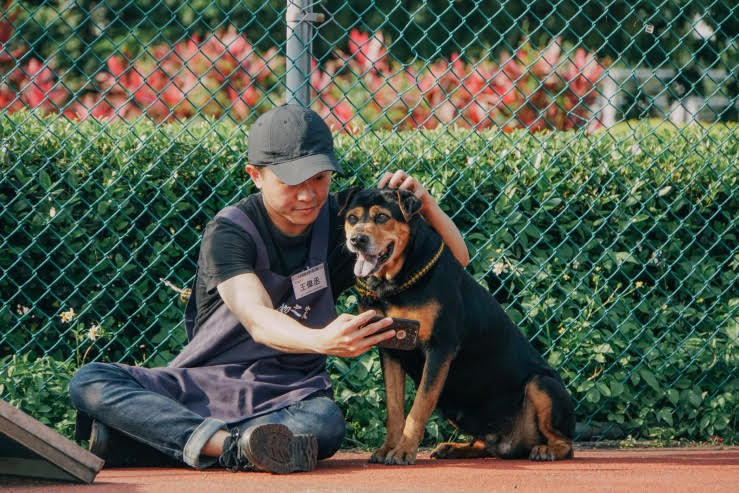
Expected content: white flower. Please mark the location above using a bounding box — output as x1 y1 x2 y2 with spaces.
60 308 76 323
87 324 102 341
49 207 56 218
492 262 506 275
15 305 30 316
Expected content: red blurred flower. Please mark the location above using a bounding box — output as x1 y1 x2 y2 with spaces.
562 48 604 100
348 28 389 75
16 58 68 111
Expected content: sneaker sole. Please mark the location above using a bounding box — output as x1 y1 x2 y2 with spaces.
241 423 318 474
88 420 111 459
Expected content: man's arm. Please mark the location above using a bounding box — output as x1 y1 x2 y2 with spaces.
217 273 394 357
378 171 470 267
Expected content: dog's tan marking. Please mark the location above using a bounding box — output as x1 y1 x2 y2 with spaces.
368 205 392 217
374 220 410 280
525 380 573 460
345 206 366 221
486 390 540 458
382 354 405 445
431 440 492 459
385 301 440 343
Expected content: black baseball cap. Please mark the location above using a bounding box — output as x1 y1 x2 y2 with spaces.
248 104 344 185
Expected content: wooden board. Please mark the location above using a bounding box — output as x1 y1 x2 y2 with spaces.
0 399 103 483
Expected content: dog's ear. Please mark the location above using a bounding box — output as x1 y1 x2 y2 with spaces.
336 186 360 218
396 189 423 222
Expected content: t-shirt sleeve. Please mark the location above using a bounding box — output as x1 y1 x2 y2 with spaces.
198 217 258 293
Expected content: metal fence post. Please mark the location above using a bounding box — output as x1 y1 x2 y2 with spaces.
286 0 324 107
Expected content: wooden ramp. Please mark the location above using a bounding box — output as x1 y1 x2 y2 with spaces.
0 399 103 483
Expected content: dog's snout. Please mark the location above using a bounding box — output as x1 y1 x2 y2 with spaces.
350 233 370 250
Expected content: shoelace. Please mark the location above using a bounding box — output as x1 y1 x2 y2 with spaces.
218 427 242 472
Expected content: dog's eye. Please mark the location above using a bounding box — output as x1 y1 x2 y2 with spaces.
374 213 390 224
346 214 358 225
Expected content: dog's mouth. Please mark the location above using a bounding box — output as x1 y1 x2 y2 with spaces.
353 242 394 278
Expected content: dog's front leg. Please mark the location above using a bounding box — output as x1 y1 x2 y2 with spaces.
370 352 406 463
384 352 452 465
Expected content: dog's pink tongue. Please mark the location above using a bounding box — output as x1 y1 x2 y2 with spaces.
354 254 377 278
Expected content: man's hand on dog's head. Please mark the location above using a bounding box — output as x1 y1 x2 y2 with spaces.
377 171 431 209
315 311 395 358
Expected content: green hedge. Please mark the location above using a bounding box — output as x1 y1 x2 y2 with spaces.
0 354 77 438
1 112 736 446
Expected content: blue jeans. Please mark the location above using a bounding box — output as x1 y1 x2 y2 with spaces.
69 362 345 469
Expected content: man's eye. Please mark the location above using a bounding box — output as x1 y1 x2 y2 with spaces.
375 213 390 224
347 214 358 225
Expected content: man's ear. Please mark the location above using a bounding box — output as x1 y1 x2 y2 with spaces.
396 189 423 222
245 164 263 189
336 186 360 218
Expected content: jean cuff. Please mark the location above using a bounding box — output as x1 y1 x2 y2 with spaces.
183 417 227 469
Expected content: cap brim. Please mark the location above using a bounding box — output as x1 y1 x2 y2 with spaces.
268 152 344 186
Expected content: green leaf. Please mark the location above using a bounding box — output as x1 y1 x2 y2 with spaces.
38 170 52 189
687 390 702 408
639 368 660 391
597 381 612 397
610 381 624 397
658 408 674 426
667 389 680 405
586 388 600 403
542 198 562 211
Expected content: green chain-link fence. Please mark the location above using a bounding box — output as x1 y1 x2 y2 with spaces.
1 0 736 446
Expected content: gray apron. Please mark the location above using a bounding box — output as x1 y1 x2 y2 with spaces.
119 202 336 423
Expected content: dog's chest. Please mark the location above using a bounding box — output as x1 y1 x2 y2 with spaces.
373 301 440 343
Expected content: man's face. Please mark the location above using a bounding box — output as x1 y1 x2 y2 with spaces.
247 165 331 236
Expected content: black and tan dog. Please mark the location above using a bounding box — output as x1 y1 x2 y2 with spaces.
343 188 575 464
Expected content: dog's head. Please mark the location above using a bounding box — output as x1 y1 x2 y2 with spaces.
341 188 423 279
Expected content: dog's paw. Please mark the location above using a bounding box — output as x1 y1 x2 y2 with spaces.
369 444 394 463
529 445 555 461
431 441 491 459
384 443 418 465
430 442 456 459
529 442 573 461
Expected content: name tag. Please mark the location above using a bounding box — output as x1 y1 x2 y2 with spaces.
291 264 328 299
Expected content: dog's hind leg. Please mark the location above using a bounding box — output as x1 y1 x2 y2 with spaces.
370 354 407 463
431 439 492 459
525 375 575 461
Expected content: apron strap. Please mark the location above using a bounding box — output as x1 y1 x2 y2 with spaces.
216 205 269 271
308 201 330 265
184 205 270 340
